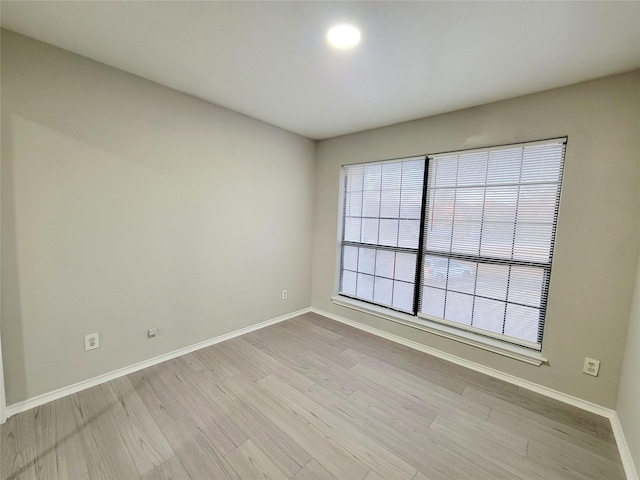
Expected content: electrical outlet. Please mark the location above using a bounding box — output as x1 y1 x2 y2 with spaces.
282 289 288 300
148 328 158 338
85 333 100 351
582 357 600 377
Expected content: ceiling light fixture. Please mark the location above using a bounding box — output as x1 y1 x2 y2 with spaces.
327 24 361 50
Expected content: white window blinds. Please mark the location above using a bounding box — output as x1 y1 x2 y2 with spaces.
340 157 425 313
337 139 566 350
419 140 565 349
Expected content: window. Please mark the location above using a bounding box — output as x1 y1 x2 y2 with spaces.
338 139 566 350
340 157 425 313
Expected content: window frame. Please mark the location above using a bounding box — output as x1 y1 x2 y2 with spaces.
335 138 567 356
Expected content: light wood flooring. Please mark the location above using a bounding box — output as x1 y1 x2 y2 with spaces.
1 312 626 480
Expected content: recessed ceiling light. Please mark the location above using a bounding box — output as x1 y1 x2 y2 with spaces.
327 24 361 50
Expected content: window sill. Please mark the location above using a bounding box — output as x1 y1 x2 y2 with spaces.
330 296 547 366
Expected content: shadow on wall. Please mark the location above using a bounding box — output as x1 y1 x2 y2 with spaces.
1 114 28 405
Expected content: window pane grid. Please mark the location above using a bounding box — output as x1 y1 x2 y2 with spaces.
421 266 547 310
339 246 417 314
420 257 549 344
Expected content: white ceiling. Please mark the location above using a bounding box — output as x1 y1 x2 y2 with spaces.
2 1 639 140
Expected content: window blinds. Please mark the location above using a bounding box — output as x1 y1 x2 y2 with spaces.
340 157 425 313
419 140 566 349
338 139 566 350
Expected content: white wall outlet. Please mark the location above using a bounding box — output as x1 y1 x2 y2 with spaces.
147 328 158 338
281 289 288 300
582 357 600 377
84 333 100 351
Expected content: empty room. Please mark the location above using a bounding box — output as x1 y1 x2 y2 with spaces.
1 1 639 479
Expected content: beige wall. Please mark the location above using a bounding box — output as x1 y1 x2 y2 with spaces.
312 71 640 408
618 253 640 471
1 30 315 404
2 26 639 416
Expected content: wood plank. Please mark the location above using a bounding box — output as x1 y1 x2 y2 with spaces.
488 408 622 463
516 387 613 430
218 337 315 392
1 418 26 480
346 388 435 437
305 382 512 480
143 355 247 459
242 333 363 399
70 387 140 480
302 311 356 336
269 322 352 359
33 396 88 480
179 351 207 372
335 328 419 366
304 384 465 478
224 373 370 480
409 350 519 397
258 374 418 480
527 440 625 480
273 318 341 345
292 459 338 480
158 359 208 413
430 408 528 457
412 472 431 480
306 384 434 451
3 445 38 480
161 416 240 480
351 362 491 421
343 347 467 395
243 327 309 358
192 347 242 382
596 425 616 443
430 415 563 480
464 385 599 437
100 376 175 475
212 340 273 381
194 372 311 478
364 470 387 480
141 456 191 480
284 315 344 342
164 358 248 450
128 366 187 428
465 388 619 459
224 439 288 480
294 349 365 398
1 407 36 477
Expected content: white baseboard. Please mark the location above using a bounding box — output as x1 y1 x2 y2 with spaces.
609 413 640 480
310 307 639 480
3 305 637 480
4 307 311 420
